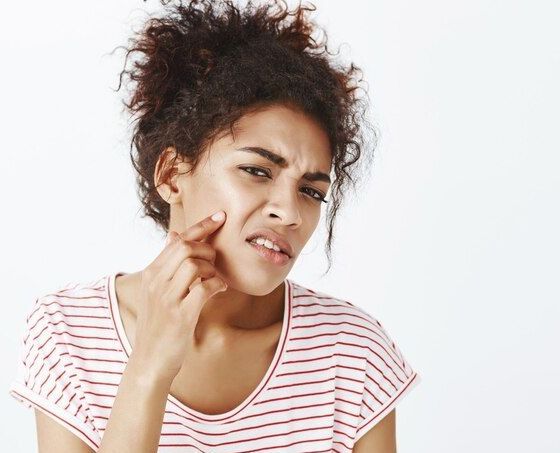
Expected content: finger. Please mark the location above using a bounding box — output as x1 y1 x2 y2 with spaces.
179 275 227 327
157 238 217 281
160 229 216 262
167 258 218 302
180 210 226 243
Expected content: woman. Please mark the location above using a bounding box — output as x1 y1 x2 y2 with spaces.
9 0 420 451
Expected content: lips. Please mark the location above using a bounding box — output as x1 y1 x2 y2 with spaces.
246 240 291 265
245 228 294 258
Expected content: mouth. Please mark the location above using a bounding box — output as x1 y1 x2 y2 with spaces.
245 239 291 266
244 229 294 258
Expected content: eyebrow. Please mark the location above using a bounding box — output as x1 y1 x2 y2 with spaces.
235 146 331 184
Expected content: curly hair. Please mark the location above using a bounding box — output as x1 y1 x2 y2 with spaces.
112 0 376 275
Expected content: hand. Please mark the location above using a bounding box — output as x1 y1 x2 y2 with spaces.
130 211 228 383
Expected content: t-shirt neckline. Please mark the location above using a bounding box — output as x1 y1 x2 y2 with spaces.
106 270 293 422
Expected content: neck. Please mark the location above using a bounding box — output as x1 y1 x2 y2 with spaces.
117 271 285 345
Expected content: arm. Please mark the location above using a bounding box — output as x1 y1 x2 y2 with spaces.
97 354 172 453
353 409 397 453
35 354 172 453
35 410 95 453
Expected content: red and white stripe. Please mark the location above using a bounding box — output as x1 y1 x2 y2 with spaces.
9 271 420 452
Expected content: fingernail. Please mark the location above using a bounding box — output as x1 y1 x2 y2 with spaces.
211 210 225 221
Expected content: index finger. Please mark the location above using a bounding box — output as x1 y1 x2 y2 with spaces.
179 210 226 243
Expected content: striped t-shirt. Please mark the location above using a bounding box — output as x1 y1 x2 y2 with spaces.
9 271 420 452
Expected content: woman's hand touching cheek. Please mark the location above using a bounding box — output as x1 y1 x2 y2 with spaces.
131 210 228 384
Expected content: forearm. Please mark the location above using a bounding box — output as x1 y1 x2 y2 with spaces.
97 354 173 453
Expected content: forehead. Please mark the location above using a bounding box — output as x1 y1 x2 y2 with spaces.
217 104 332 171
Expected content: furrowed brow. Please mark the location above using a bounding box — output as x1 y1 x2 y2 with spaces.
235 146 331 184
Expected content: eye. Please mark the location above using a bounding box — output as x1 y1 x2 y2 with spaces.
240 165 270 178
239 166 328 204
301 187 329 203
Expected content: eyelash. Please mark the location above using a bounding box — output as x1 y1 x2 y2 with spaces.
239 166 329 203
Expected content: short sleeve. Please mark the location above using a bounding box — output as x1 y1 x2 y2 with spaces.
353 316 421 443
8 296 102 451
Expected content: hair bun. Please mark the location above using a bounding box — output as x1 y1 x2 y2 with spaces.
116 0 327 122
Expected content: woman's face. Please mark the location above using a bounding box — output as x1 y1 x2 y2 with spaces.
159 103 332 295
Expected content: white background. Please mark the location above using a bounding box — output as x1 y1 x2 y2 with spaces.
1 1 559 452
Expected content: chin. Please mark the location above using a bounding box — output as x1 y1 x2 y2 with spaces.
216 258 291 296
213 243 294 295
220 267 288 296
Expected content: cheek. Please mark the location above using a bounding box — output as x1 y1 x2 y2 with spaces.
206 170 257 200
185 176 250 221
221 173 263 209
202 179 256 244
302 213 320 241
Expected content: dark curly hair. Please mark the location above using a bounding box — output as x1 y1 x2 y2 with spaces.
112 0 376 275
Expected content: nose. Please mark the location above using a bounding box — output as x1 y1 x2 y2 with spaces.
262 184 303 227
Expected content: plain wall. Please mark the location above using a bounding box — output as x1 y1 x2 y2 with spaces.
1 1 559 451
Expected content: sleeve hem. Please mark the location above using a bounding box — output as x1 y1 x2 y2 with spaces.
353 371 421 444
8 381 101 451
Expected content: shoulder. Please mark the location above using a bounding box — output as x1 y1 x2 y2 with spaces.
43 273 109 301
28 274 110 324
20 274 111 348
287 279 420 445
288 279 398 357
9 273 111 450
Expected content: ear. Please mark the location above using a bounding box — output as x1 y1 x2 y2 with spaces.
154 146 192 204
